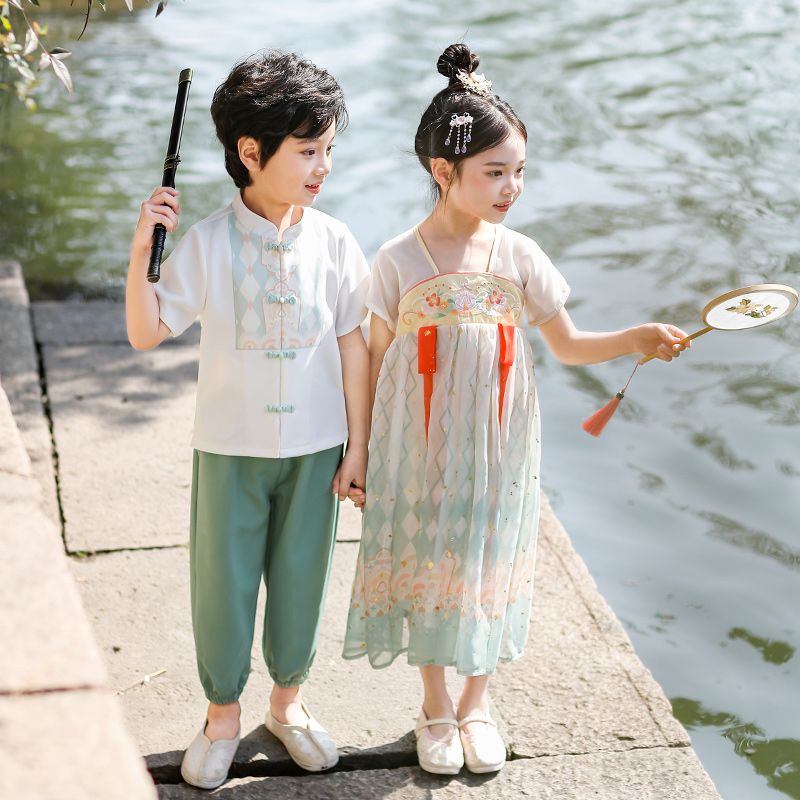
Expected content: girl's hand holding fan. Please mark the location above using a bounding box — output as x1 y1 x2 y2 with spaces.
629 323 691 363
583 284 799 437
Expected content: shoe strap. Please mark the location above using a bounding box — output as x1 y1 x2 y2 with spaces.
458 714 496 729
415 716 458 735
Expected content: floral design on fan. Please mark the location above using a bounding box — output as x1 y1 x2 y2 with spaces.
726 298 777 318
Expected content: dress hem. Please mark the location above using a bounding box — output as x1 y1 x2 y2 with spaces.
341 646 523 678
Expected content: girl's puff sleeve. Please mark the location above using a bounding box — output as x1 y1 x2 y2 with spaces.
365 247 400 331
334 228 371 336
154 224 207 337
519 238 570 326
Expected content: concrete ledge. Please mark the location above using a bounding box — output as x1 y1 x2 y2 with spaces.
0 261 59 523
0 691 157 800
0 376 156 798
0 263 157 799
0 383 108 692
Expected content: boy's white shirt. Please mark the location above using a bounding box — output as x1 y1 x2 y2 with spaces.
155 191 369 458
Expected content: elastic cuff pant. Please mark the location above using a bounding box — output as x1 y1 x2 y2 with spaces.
189 445 342 704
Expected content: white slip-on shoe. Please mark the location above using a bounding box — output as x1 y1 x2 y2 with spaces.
264 702 339 772
180 722 241 790
414 709 464 775
458 714 506 773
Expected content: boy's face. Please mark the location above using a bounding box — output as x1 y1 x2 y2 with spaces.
436 130 526 223
245 120 337 208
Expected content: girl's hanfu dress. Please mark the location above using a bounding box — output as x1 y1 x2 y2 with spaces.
343 225 570 675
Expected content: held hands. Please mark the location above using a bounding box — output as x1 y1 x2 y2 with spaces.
632 323 690 362
331 447 367 512
131 186 181 254
347 486 366 511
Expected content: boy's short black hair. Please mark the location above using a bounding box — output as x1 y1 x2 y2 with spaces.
211 50 348 189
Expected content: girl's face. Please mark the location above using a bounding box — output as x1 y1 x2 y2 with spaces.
244 120 337 208
437 130 526 223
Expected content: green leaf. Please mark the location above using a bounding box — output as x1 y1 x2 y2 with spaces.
156 0 167 16
123 0 132 10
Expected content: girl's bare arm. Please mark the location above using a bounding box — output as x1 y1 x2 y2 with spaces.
367 314 395 419
539 308 688 366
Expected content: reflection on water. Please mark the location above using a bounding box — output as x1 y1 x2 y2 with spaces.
728 371 800 425
688 427 757 472
692 508 800 572
1 1 799 798
727 628 795 666
673 698 800 799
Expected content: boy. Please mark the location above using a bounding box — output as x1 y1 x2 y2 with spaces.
126 50 369 789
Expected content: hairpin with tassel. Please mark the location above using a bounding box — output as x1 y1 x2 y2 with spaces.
444 112 473 155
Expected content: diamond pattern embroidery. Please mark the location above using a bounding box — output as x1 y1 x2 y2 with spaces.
344 277 544 676
228 214 330 350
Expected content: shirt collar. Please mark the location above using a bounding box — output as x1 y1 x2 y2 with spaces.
231 191 306 244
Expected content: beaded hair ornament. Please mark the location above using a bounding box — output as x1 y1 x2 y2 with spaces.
443 69 493 155
444 113 473 155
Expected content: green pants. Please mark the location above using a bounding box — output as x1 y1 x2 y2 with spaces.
189 445 342 704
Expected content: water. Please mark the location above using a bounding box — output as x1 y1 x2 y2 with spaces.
1 1 799 796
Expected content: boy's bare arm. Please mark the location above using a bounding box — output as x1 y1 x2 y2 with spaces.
125 187 179 350
339 326 370 450
333 325 370 501
341 314 395 509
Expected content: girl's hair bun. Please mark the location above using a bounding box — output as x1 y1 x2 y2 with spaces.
436 43 480 85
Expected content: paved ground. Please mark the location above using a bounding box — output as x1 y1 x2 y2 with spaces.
0 270 722 798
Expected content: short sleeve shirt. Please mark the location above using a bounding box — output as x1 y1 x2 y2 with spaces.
367 225 569 330
155 192 370 458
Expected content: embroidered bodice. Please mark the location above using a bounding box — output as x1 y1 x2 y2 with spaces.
396 273 524 336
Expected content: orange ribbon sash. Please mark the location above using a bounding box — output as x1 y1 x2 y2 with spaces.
417 323 515 442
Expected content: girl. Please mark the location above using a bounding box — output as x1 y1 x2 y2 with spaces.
343 43 688 775
126 51 369 789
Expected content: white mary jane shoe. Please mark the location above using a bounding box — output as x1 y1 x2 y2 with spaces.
264 702 339 772
180 721 241 790
458 713 506 773
415 709 464 775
